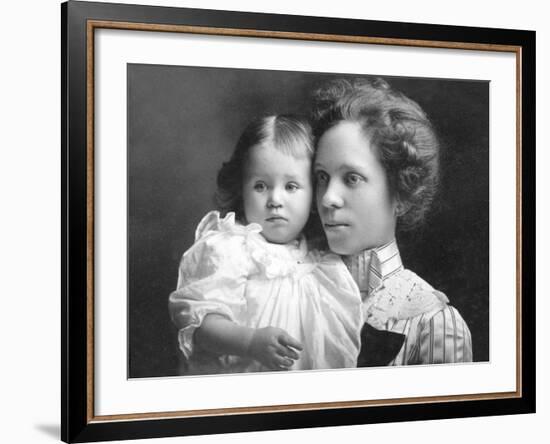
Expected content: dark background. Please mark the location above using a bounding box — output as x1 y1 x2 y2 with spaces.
128 64 489 378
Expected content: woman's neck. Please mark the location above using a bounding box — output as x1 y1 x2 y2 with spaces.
344 238 397 260
343 239 403 299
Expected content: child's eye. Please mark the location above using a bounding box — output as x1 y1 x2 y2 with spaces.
253 182 267 192
344 173 364 187
315 171 329 185
286 182 299 192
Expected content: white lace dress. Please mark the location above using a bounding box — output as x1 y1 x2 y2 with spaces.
169 211 363 374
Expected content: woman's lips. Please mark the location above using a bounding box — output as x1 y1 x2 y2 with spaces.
324 222 350 231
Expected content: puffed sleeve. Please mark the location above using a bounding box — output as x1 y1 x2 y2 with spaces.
416 305 473 364
168 211 256 359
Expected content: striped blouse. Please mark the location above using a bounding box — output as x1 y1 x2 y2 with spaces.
343 240 473 366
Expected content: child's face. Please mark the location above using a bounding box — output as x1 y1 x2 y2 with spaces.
314 121 397 255
243 143 313 244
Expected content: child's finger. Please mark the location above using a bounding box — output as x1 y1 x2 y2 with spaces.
272 343 292 358
283 346 300 361
273 356 294 370
279 333 303 351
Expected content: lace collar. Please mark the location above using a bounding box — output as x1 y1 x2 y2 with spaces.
343 240 448 326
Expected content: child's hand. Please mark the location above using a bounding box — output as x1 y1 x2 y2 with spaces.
247 327 303 371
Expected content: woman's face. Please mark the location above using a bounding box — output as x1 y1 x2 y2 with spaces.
314 121 397 255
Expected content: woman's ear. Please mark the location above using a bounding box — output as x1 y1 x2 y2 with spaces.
394 199 409 217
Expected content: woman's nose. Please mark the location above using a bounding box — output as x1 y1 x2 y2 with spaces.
319 182 343 209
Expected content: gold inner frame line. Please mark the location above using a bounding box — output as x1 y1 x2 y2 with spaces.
86 19 523 423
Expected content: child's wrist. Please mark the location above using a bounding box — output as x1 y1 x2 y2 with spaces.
241 327 257 358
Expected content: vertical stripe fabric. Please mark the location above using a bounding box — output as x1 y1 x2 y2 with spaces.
345 240 473 365
387 306 472 365
344 240 404 301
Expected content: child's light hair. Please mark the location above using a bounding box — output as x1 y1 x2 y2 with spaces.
311 77 440 231
216 114 314 222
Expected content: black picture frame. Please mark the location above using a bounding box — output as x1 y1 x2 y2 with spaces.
62 1 536 442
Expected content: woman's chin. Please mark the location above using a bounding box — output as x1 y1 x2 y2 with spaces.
326 239 356 256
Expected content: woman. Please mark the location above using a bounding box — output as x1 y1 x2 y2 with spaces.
311 77 472 366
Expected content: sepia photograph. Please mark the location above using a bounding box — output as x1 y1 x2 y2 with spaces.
127 65 489 378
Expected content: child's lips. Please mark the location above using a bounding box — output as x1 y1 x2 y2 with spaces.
266 215 288 222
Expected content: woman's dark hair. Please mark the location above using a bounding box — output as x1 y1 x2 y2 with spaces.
215 114 314 222
311 77 440 231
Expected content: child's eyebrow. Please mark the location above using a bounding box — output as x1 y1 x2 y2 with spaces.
283 173 306 180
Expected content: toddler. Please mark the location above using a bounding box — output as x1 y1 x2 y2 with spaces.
169 115 363 374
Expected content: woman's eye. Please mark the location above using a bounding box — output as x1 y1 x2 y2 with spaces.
345 173 363 186
253 182 267 192
286 182 299 192
315 171 329 185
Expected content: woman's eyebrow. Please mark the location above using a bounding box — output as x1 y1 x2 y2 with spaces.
337 163 363 172
314 162 364 172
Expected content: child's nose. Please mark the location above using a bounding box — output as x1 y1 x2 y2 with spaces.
267 188 283 208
